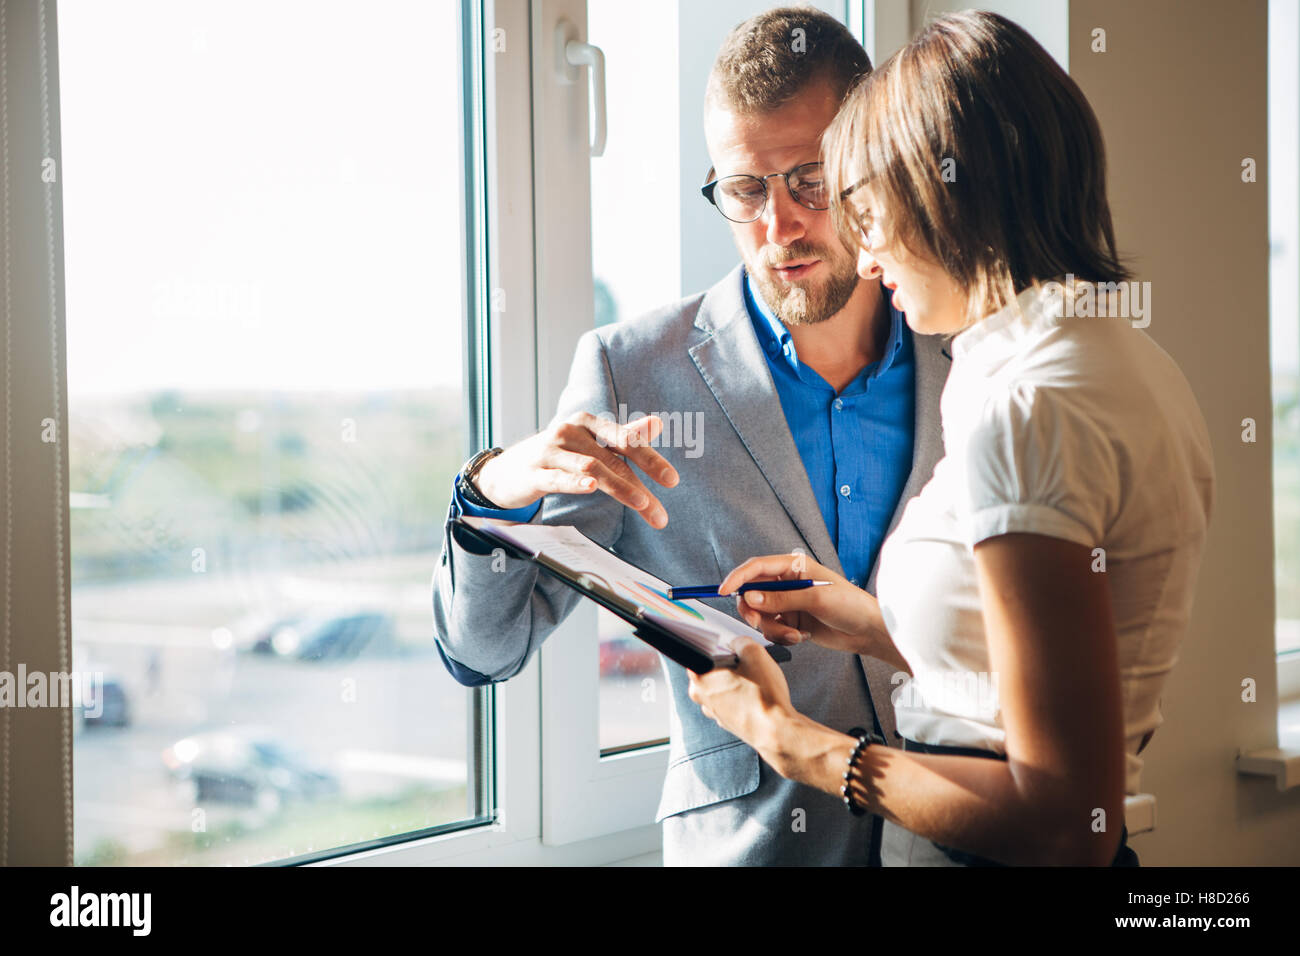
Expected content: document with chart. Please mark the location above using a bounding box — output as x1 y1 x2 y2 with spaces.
454 516 789 672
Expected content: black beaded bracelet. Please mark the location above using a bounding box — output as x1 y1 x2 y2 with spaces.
841 728 884 816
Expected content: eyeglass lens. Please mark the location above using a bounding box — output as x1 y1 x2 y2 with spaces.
712 164 827 222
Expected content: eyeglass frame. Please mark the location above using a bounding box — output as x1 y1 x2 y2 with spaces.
839 176 885 251
700 161 830 223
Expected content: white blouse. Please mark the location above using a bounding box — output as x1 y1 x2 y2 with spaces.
875 280 1215 794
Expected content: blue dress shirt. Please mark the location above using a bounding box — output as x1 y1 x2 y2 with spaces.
742 271 915 588
453 479 542 522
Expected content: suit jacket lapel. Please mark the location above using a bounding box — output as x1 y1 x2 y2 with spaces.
687 267 845 578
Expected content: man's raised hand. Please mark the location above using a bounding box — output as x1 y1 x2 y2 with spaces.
473 412 680 528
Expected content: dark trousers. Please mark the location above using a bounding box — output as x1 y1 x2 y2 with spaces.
888 737 1140 867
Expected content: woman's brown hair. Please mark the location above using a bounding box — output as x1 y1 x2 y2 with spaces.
823 10 1130 330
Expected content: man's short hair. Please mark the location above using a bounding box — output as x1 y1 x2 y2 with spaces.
706 6 872 113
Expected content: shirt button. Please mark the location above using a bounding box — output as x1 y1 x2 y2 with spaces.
833 398 844 411
839 484 851 499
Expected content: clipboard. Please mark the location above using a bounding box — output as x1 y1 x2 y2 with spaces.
450 515 792 674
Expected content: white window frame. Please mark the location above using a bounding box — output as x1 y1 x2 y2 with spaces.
531 0 671 846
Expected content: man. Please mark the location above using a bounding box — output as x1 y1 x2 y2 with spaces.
432 7 949 865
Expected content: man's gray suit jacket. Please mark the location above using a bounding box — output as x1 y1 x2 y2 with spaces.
432 264 950 865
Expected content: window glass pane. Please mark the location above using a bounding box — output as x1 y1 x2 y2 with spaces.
60 0 482 865
589 0 680 753
589 1 682 328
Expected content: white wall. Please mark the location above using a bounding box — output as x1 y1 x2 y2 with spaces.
862 0 1300 867
1071 0 1300 865
908 0 1069 70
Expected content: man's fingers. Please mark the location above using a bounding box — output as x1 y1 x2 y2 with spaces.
575 413 680 490
556 422 671 527
617 416 681 489
536 468 599 496
619 412 664 445
544 448 656 511
564 439 649 493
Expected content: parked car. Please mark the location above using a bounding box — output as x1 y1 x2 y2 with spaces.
162 727 339 811
247 613 307 655
69 646 131 729
256 610 396 662
71 667 131 729
599 635 661 677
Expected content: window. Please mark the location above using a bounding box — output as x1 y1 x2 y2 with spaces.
588 0 680 754
13 0 867 866
59 0 489 865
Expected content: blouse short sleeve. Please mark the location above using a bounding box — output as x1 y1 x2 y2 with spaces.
961 382 1119 548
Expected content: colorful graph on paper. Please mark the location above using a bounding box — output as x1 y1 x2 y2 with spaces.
458 518 771 651
615 580 706 621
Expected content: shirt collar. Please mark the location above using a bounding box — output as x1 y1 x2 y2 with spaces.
949 278 1070 364
743 270 907 381
744 270 794 360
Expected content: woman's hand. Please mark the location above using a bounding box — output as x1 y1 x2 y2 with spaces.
686 637 800 769
718 553 901 665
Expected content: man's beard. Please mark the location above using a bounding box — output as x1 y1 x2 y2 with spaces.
748 239 860 326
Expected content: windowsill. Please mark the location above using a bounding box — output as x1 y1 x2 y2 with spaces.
1236 696 1300 791
315 821 663 867
1124 793 1156 836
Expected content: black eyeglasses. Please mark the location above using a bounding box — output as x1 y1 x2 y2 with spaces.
839 177 883 249
700 162 829 223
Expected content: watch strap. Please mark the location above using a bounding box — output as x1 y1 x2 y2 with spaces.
458 447 505 510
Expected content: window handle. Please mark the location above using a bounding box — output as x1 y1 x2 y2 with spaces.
555 20 606 157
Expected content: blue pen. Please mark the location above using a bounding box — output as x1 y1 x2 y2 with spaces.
666 580 832 600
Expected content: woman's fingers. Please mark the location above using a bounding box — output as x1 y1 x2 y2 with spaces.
734 595 807 644
758 619 809 644
718 553 827 595
740 586 820 616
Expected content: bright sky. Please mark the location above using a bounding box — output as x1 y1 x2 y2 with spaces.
58 0 464 396
55 0 1300 396
588 0 681 323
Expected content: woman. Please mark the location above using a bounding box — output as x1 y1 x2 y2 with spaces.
687 10 1215 866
